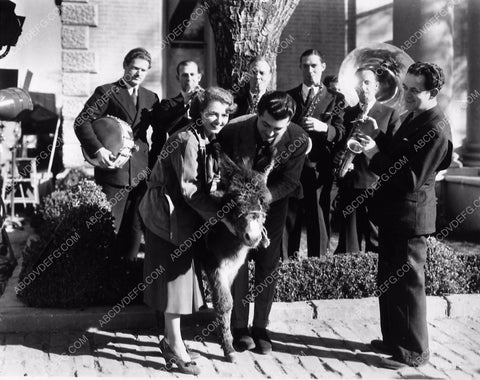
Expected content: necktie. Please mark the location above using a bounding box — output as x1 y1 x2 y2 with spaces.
305 87 314 105
254 140 272 172
131 87 138 107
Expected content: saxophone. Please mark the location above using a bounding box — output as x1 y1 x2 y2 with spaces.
335 104 368 178
248 82 260 114
301 86 323 120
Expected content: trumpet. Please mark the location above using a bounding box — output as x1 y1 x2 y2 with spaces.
335 109 367 178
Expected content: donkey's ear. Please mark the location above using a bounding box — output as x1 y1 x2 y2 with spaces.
218 151 240 178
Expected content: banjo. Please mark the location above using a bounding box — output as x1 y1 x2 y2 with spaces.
82 115 137 169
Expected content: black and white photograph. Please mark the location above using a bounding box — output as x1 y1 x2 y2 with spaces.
0 0 479 378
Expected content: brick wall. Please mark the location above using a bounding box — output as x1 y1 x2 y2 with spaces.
61 0 164 168
277 0 346 91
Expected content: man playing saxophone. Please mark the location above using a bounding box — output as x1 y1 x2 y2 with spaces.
334 67 400 254
284 49 345 258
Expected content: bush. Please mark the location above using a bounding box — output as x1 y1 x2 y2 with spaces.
206 237 478 302
425 237 470 295
17 179 143 307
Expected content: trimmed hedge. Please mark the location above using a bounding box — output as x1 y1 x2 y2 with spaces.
272 237 479 301
17 177 479 308
17 179 142 307
200 238 479 303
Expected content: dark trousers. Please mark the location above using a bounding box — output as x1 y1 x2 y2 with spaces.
231 197 289 329
100 181 146 260
377 230 429 365
284 165 331 258
335 186 379 253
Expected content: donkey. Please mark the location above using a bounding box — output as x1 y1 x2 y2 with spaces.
200 152 274 363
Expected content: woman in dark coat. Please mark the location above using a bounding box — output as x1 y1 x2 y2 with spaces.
139 87 236 375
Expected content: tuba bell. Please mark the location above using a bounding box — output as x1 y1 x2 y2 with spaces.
334 43 414 178
338 42 414 113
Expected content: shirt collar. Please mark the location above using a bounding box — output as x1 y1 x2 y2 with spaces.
302 83 321 101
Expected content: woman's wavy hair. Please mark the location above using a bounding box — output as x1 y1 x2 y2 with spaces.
189 86 237 122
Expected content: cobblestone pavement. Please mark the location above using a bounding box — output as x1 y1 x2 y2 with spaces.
1 315 479 379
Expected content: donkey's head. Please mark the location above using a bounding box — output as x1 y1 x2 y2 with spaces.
213 152 273 248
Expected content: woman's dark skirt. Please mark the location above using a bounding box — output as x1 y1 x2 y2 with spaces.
143 228 204 314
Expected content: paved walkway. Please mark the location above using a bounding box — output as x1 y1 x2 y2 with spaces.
1 314 479 378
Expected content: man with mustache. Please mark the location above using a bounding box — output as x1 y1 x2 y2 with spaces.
75 47 160 260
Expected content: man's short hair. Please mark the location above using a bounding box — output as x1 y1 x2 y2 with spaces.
299 49 325 64
189 86 237 121
407 62 445 95
176 60 199 75
257 91 296 120
123 47 152 69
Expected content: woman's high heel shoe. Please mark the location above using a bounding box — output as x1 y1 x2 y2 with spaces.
160 338 201 375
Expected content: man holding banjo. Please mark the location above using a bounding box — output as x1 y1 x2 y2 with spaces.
75 47 161 261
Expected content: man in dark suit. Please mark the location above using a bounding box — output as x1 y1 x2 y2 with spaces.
231 56 272 118
356 62 452 368
285 49 345 258
218 91 308 355
75 47 160 260
148 60 202 168
334 67 400 253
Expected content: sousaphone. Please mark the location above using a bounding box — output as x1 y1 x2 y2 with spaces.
338 42 414 114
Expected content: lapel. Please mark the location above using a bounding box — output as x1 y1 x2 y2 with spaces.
313 86 334 114
237 116 258 167
394 108 435 142
111 81 137 123
292 84 303 105
368 101 381 119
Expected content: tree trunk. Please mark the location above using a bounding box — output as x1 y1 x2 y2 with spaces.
203 0 300 90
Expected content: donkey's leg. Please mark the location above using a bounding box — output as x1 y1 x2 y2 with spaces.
208 267 236 362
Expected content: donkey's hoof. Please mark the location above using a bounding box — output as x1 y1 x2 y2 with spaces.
225 352 237 363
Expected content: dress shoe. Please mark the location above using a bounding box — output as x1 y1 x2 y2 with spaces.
379 356 408 370
251 327 272 354
184 341 201 360
159 338 201 375
370 339 393 354
379 355 428 370
232 327 255 352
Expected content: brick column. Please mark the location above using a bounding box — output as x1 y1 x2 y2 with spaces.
60 0 98 168
462 0 480 167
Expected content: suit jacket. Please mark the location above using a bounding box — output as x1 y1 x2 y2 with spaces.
340 102 401 189
149 93 191 167
231 85 258 119
287 84 345 180
369 105 453 236
139 125 220 245
218 115 309 202
74 80 160 187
